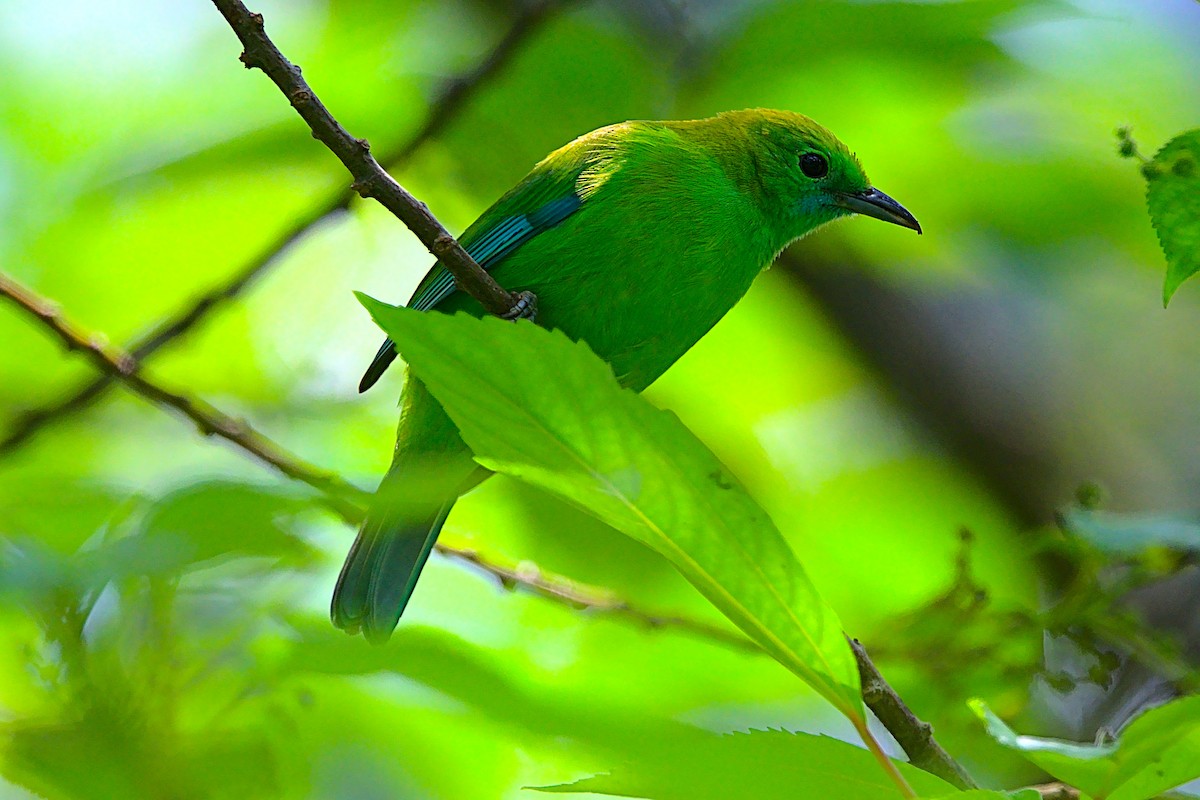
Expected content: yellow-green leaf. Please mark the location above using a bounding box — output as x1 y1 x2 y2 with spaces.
972 697 1200 800
1147 129 1200 305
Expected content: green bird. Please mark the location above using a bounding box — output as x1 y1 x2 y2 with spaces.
332 108 920 642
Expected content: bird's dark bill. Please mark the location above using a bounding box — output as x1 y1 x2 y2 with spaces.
835 188 921 234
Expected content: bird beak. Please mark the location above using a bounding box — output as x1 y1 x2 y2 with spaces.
834 187 922 234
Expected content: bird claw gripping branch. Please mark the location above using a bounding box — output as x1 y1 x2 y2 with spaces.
499 290 538 322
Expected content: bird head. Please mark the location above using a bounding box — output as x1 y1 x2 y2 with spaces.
725 109 921 244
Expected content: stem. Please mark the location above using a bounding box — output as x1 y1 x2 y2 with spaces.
209 0 523 316
852 714 917 798
852 637 979 789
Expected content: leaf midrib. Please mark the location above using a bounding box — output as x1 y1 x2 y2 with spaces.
438 341 859 719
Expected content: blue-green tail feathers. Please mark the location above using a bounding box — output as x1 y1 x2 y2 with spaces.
344 184 586 630
331 475 453 643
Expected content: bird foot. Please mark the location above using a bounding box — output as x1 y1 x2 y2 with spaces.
500 290 538 322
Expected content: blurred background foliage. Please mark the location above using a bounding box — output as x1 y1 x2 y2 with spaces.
1 0 1199 797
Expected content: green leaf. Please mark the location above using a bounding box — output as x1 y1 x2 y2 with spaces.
0 482 315 611
0 479 131 553
1058 508 1200 554
275 620 719 769
137 481 316 570
71 482 316 588
532 729 956 800
971 697 1200 800
360 298 862 718
1146 129 1200 305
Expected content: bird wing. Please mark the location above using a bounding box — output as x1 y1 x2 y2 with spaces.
358 144 597 392
408 177 584 312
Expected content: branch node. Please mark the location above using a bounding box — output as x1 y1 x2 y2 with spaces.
431 233 455 258
289 88 313 107
514 560 540 583
350 177 375 198
220 418 249 438
113 354 138 376
355 137 371 152
34 300 60 321
861 678 887 703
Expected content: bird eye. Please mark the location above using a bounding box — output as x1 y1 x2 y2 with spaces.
799 152 829 179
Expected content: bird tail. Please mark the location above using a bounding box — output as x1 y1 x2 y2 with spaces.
331 464 455 643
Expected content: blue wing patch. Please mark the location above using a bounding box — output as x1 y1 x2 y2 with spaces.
409 194 581 312
358 193 582 392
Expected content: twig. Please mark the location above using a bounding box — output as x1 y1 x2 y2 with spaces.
0 1 563 457
0 271 367 522
0 201 343 456
211 0 522 317
1028 783 1079 800
852 638 979 790
1020 782 1193 800
449 547 761 651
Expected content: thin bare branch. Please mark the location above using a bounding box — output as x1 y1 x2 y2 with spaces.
445 546 762 651
0 1 564 457
211 0 521 315
0 271 367 521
